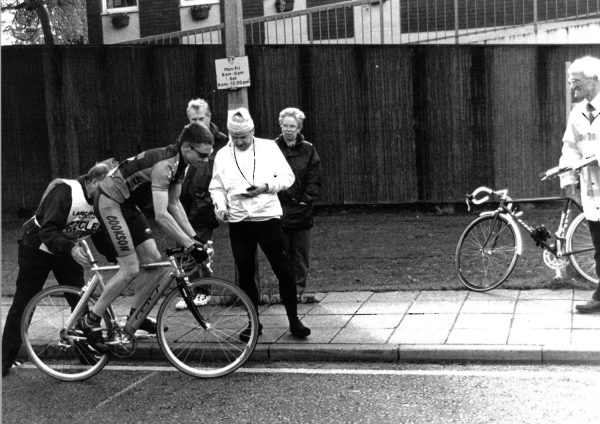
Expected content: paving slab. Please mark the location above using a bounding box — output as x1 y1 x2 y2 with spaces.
4 289 600 365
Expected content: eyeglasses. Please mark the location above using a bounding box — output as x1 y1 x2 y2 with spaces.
191 146 213 159
567 77 597 86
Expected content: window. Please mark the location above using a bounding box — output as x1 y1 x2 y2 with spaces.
105 0 138 13
180 0 216 6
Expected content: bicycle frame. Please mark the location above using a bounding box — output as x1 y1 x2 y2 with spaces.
478 194 592 259
67 240 208 348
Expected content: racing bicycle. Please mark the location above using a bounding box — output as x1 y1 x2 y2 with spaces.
455 156 598 291
20 239 259 381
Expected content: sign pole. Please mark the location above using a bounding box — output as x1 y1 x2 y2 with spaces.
223 1 260 294
224 0 248 110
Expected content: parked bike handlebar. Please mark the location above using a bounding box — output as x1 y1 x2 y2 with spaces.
540 155 597 181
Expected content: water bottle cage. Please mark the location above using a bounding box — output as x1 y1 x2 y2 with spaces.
531 226 551 247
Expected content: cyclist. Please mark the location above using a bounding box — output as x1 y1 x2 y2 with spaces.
2 159 117 377
559 55 600 313
78 123 213 352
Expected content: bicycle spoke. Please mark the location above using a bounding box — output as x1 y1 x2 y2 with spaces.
157 278 258 378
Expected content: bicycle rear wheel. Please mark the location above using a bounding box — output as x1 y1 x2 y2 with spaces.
456 214 519 291
567 212 599 284
157 278 259 378
20 285 110 381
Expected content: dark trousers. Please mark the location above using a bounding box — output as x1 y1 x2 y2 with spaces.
587 220 600 301
228 219 297 319
2 242 83 365
282 228 311 296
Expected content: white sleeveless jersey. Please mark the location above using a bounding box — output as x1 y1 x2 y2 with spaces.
38 179 100 254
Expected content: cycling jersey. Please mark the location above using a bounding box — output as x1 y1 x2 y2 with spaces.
96 144 187 257
100 144 187 204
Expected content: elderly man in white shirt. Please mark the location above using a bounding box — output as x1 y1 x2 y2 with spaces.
559 55 600 313
210 107 311 340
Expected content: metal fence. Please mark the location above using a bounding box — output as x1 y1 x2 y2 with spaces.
124 0 600 45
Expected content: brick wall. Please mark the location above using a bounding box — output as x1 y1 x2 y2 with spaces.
242 0 265 19
139 0 181 38
86 0 104 45
242 0 265 43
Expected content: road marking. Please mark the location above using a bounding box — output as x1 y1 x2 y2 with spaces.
20 364 599 380
70 365 600 380
93 371 159 409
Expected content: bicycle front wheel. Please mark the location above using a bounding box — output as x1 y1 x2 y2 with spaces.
21 285 110 381
456 214 519 291
157 278 259 378
567 212 599 284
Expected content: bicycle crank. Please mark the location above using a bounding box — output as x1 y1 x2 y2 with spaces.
107 329 137 358
543 249 570 270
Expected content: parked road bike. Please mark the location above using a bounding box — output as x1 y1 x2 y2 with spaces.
21 240 259 381
456 156 599 292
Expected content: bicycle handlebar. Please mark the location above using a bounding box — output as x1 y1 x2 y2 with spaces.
540 155 597 181
467 187 510 205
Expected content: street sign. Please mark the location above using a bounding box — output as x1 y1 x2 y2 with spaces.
215 56 251 90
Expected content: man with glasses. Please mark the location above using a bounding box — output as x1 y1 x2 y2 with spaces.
78 123 214 352
176 99 229 309
559 55 600 313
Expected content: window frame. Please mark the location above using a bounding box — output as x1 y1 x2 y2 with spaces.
103 0 139 15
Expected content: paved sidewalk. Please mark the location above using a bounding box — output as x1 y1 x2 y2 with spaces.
3 289 600 364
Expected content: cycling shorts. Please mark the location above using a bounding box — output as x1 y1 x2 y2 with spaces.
94 192 153 258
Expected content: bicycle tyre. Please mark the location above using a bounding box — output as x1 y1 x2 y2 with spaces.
156 277 259 378
567 212 599 284
20 285 110 381
456 214 519 291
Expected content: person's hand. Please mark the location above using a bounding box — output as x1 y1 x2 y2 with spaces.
71 244 89 266
243 184 268 198
215 207 228 222
188 246 209 264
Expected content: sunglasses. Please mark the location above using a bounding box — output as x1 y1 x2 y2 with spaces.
191 145 213 159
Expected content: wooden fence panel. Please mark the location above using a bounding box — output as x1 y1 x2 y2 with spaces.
1 48 52 213
4 45 600 216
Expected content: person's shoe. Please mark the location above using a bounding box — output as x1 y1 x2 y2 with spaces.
175 294 211 310
73 342 100 366
2 361 10 377
239 323 263 343
76 315 110 354
137 317 169 335
2 359 24 377
575 300 600 314
289 317 311 338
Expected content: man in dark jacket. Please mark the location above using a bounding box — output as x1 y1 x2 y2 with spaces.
177 99 228 309
275 108 322 299
2 159 117 377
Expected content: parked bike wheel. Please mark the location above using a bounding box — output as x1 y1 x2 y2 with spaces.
157 278 259 378
456 215 519 291
20 285 110 381
567 212 599 284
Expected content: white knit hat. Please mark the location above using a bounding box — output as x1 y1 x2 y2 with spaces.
227 107 255 136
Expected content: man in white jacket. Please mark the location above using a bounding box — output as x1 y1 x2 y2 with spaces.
210 107 311 340
559 55 600 313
